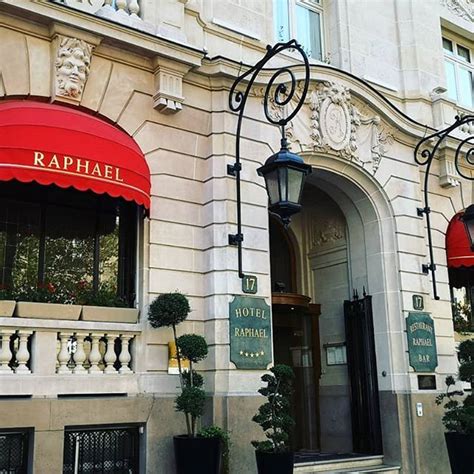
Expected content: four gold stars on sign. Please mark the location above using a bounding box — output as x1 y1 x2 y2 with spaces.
239 350 265 358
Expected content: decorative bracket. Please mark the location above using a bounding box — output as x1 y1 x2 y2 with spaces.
153 58 190 114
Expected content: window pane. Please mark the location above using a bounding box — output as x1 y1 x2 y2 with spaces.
457 44 471 63
43 205 95 299
274 0 290 43
296 5 322 60
287 168 304 204
0 201 41 290
444 60 458 102
458 67 473 108
442 37 453 53
99 214 119 292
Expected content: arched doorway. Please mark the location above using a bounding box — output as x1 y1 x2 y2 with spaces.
270 172 386 460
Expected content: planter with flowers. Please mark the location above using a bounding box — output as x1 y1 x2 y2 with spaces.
78 283 138 323
436 339 474 474
14 283 81 320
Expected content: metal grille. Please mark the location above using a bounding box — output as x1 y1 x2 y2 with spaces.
0 431 29 474
63 427 139 474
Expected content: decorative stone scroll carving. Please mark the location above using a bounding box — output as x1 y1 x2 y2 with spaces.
54 36 94 103
440 0 473 21
281 81 393 175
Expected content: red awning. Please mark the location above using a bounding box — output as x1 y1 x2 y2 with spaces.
446 211 474 268
0 100 150 209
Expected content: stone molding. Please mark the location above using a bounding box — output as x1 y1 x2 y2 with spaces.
440 0 474 21
53 35 94 103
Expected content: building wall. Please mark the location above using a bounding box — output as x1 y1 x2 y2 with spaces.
0 0 472 472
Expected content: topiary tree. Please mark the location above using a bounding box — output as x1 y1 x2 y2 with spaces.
148 292 209 437
436 339 474 434
251 364 295 453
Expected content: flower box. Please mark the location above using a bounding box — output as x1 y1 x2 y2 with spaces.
81 306 139 323
15 302 82 320
0 300 15 317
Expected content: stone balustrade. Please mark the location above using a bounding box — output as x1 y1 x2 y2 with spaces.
57 331 134 375
0 326 137 376
0 328 34 374
50 0 155 34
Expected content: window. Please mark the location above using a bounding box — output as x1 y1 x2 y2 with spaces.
0 181 138 307
274 0 324 61
449 268 474 332
442 36 473 109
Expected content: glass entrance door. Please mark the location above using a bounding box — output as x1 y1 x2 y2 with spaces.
272 293 321 451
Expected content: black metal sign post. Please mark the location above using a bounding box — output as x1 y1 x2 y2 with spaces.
414 114 474 300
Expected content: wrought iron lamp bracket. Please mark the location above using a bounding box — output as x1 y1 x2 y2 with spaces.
414 114 474 300
227 40 310 278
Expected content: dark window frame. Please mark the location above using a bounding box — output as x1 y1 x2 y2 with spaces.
0 181 138 307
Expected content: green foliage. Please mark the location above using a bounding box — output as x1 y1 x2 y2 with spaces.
0 285 13 300
177 334 208 363
436 339 474 434
175 386 206 419
452 301 473 333
251 364 295 453
148 292 191 328
182 370 204 388
198 425 231 474
8 281 127 307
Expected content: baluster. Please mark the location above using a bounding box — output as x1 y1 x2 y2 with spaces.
0 329 14 374
118 335 133 374
88 333 102 374
104 333 118 374
57 332 73 374
116 0 128 13
15 330 32 374
73 333 87 374
128 0 140 18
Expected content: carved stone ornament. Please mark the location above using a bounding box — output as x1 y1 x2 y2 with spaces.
54 37 94 102
311 218 346 249
440 0 473 21
281 80 393 175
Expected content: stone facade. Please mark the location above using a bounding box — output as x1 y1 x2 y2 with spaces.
0 0 472 473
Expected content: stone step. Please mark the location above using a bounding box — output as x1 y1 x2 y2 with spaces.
294 455 400 474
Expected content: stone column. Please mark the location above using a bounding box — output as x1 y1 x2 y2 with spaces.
15 330 32 374
0 329 14 374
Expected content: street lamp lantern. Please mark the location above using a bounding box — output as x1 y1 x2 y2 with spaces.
461 204 474 251
257 137 312 226
227 40 311 278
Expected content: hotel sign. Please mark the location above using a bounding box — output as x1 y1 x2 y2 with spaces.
406 312 438 372
229 296 272 369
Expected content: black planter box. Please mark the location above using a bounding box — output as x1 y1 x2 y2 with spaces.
445 432 474 474
255 451 294 474
174 435 222 474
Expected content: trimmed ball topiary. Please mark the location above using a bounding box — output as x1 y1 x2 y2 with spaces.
176 386 206 420
177 334 208 363
148 292 191 328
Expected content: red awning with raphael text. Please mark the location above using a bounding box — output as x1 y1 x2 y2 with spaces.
446 211 474 268
0 100 150 209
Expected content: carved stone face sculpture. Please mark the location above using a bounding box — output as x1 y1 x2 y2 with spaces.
55 38 92 99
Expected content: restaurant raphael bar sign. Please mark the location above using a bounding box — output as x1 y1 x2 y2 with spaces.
406 312 438 372
229 296 272 369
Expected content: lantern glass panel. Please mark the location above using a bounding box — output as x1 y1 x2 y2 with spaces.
265 169 280 205
278 167 288 202
287 168 304 204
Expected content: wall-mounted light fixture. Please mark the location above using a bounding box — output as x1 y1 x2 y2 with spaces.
228 40 311 278
415 114 474 300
